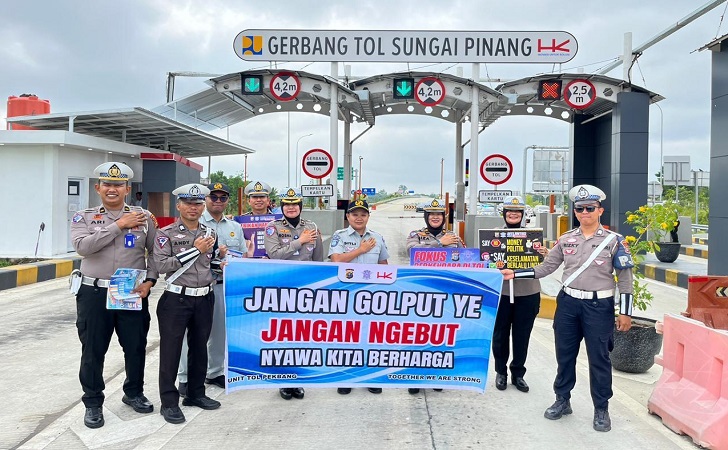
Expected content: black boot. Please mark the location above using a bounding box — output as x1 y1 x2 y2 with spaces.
593 408 611 432
544 396 572 420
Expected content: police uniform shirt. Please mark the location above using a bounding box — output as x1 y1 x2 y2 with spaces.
264 218 324 262
534 226 633 294
405 227 464 250
153 222 218 288
201 210 245 253
71 204 159 280
328 226 390 264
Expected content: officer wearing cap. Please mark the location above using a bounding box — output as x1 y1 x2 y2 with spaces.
329 197 389 395
264 188 323 400
154 183 226 424
406 198 463 251
502 185 634 432
492 196 543 395
70 162 158 429
177 182 249 397
244 181 273 215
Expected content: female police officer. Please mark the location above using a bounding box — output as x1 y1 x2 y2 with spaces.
501 185 633 433
264 188 323 400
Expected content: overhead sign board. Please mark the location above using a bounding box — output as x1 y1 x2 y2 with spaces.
302 148 333 179
478 190 512 203
415 77 446 106
480 154 513 186
301 184 334 197
234 30 578 63
361 187 376 196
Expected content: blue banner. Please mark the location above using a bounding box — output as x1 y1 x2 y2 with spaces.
410 247 484 268
233 214 283 257
225 259 502 393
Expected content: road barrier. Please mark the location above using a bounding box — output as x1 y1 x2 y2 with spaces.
684 276 728 329
403 204 417 211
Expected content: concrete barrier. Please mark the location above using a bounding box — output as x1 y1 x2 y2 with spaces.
684 275 728 330
0 258 81 291
648 313 728 449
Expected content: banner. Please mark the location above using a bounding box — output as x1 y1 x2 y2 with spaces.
478 228 544 269
224 259 502 393
410 247 483 268
233 214 282 257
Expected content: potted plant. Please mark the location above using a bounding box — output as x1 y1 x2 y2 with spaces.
609 223 664 373
625 202 681 263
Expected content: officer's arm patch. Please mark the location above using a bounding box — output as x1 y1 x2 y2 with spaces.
149 212 159 228
613 238 634 269
330 233 340 248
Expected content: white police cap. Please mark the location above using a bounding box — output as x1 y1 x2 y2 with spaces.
244 181 271 196
569 184 606 204
94 162 133 183
502 196 526 210
423 198 446 212
280 188 303 204
172 183 209 203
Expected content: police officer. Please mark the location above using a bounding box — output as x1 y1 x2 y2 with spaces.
264 188 323 400
406 198 463 251
502 185 634 432
154 183 226 424
177 182 248 397
244 180 273 215
329 198 389 395
492 196 542 394
70 162 158 429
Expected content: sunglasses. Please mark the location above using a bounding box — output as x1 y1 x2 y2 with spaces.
574 205 598 213
208 194 229 202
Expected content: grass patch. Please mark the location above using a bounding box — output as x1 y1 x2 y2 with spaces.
0 258 45 268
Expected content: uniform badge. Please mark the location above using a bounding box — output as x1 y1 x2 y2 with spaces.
175 234 186 238
330 234 340 247
230 231 235 237
179 248 186 252
306 245 314 251
409 231 418 238
595 260 605 265
567 238 577 243
93 214 103 220
156 236 169 248
72 213 83 223
620 240 631 254
266 226 276 236
565 248 576 254
149 213 159 228
124 233 135 248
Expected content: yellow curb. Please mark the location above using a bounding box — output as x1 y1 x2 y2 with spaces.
664 269 679 286
538 294 557 320
644 265 656 279
13 265 39 286
54 260 75 277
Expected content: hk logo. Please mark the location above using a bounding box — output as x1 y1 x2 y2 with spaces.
376 272 393 279
241 35 263 55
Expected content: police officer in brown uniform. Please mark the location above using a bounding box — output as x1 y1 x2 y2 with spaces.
70 162 158 429
264 188 323 400
491 196 542 394
406 198 463 251
154 183 225 424
502 185 634 432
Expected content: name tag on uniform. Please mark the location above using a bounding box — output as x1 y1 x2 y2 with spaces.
124 233 136 248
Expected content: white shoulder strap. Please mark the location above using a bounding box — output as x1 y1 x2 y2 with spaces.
562 233 615 288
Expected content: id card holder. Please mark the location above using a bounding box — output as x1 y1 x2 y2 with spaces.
69 270 82 295
124 233 135 248
293 235 300 256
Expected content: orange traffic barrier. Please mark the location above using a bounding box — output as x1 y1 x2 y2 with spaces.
648 313 728 449
684 276 728 330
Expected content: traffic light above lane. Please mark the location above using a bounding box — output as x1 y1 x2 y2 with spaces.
393 78 415 99
241 74 263 94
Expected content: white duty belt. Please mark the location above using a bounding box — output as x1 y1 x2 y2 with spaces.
165 283 212 297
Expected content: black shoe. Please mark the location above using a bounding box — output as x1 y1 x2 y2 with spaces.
161 406 185 424
544 396 573 420
178 382 187 397
84 406 104 429
182 395 221 410
512 377 529 393
337 388 351 395
205 375 225 389
495 373 507 391
593 408 611 432
433 389 443 392
122 394 154 413
408 388 420 395
291 387 305 399
279 388 293 400
367 387 382 394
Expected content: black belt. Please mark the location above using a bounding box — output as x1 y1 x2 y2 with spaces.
216 280 224 284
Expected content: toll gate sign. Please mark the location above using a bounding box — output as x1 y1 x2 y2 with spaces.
563 79 596 110
480 154 513 186
415 77 446 106
302 148 333 179
269 72 301 101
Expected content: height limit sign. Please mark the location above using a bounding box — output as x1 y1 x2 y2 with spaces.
480 154 513 186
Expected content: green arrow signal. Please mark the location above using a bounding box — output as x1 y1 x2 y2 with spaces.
396 81 412 97
245 77 260 92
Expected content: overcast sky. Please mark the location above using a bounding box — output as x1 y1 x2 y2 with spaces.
1 0 725 196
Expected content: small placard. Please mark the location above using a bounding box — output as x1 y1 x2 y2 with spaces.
301 184 334 197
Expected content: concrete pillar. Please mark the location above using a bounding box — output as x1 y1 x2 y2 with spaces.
708 41 728 275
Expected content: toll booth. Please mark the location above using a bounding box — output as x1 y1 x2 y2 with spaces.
140 153 204 227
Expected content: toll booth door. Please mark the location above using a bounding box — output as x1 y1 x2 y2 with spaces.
67 178 87 252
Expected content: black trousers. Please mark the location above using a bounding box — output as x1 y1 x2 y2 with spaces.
491 292 540 378
553 291 615 409
157 290 214 408
75 284 151 408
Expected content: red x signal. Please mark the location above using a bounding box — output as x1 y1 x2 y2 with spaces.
538 80 562 101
